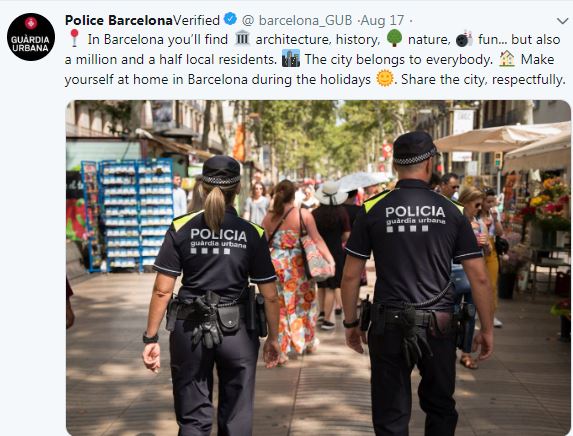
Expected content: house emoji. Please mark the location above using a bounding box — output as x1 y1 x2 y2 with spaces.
500 50 515 67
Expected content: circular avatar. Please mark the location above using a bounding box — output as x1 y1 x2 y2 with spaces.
377 69 394 87
7 13 55 61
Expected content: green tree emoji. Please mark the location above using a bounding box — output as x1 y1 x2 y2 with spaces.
387 29 402 47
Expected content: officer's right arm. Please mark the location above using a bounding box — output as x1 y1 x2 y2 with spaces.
145 273 176 338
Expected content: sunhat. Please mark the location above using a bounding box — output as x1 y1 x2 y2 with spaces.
314 180 348 206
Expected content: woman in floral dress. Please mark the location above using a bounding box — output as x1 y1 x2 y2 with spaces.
262 180 335 364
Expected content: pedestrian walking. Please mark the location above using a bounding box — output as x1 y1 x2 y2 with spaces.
479 188 505 328
300 185 320 210
243 181 270 225
312 181 351 329
142 156 280 436
172 173 188 217
341 131 494 436
457 186 490 370
262 180 335 364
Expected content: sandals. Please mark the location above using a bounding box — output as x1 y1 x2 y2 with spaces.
459 355 478 370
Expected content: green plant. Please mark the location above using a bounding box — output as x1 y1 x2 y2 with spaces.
387 29 402 47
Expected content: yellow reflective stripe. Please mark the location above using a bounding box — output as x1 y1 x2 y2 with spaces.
444 197 464 214
248 222 265 237
364 190 393 214
173 210 203 232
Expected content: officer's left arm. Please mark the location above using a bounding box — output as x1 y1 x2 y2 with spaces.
145 273 176 338
340 255 366 322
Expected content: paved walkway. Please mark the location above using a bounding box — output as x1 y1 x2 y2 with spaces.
67 270 570 435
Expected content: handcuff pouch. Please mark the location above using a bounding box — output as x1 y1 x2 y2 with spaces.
217 305 240 334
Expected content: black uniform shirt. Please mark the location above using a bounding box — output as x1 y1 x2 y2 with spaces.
153 206 277 303
345 179 482 310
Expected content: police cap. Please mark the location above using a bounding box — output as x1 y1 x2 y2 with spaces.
202 156 241 186
393 131 438 165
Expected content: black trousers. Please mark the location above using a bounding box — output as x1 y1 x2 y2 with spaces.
368 324 458 436
169 320 260 436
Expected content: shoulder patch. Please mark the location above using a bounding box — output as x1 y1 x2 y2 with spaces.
173 210 203 232
248 221 265 237
431 191 465 215
446 197 465 214
364 189 394 213
239 218 265 237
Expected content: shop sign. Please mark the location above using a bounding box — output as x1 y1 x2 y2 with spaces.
452 109 475 135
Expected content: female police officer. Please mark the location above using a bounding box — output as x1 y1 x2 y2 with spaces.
142 155 280 436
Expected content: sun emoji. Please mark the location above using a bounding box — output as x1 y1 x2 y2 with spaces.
376 69 394 87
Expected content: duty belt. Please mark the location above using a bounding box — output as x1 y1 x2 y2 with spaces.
175 303 246 321
373 304 454 331
381 308 435 328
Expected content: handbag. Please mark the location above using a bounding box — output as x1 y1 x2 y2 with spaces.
494 236 510 255
299 209 334 281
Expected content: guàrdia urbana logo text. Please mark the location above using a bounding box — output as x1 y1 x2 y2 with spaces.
7 13 55 61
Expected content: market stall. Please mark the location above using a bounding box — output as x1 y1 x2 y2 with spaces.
499 123 571 298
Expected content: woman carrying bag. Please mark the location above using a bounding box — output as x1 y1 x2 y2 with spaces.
262 180 335 364
312 181 352 330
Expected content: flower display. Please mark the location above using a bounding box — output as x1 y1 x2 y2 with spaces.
521 177 570 232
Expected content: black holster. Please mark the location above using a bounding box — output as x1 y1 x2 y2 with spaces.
165 295 183 332
245 286 267 337
246 286 257 331
255 294 268 337
454 302 476 353
359 294 372 332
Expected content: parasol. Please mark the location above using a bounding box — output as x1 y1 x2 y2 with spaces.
338 172 391 192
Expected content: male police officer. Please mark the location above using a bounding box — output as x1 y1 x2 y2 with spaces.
341 131 494 436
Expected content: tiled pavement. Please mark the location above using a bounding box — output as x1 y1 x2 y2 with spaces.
67 269 570 435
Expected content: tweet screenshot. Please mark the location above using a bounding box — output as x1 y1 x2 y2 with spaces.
2 1 572 434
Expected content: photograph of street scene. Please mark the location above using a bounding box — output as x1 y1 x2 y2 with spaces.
66 100 570 435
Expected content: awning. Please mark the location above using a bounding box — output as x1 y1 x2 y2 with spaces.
136 128 212 159
434 121 570 152
504 123 571 173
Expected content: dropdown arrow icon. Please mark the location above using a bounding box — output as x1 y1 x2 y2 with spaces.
557 17 569 24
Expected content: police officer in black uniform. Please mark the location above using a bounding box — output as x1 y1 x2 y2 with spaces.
142 156 280 436
341 132 494 436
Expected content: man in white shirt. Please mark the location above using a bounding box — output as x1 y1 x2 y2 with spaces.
172 174 188 217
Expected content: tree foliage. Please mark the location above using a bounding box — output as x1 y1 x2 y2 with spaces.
250 100 420 179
